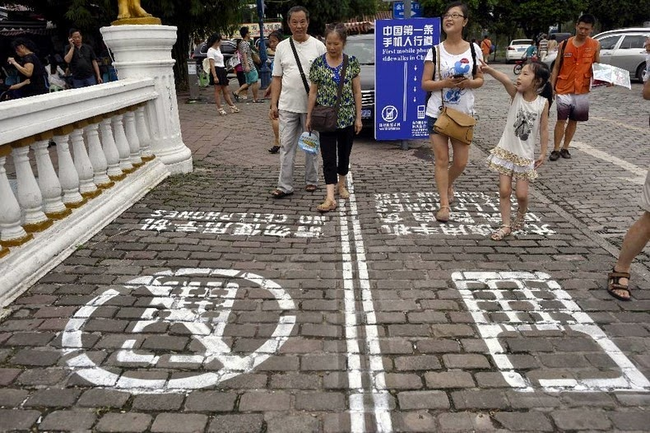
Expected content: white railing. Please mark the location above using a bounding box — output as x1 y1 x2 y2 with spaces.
0 79 171 305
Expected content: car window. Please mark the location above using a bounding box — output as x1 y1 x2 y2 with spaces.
619 35 646 49
598 35 620 50
346 38 375 65
511 39 532 45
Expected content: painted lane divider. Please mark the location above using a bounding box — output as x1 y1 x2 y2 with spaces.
340 173 393 433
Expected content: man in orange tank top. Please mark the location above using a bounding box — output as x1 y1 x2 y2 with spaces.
549 14 601 161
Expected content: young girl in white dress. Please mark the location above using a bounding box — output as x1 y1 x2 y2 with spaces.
480 59 552 240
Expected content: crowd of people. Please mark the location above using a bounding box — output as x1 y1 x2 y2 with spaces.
1 28 114 101
2 2 648 300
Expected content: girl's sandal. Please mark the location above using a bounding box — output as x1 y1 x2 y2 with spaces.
607 268 632 301
218 108 227 116
490 225 512 241
512 208 527 231
229 105 240 114
435 206 451 223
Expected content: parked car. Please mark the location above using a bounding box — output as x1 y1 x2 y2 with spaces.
344 33 375 128
542 28 649 82
506 39 533 63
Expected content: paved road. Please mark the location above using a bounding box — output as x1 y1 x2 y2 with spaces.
0 64 648 432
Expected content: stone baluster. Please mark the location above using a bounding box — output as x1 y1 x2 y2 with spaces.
99 116 124 181
111 112 134 173
84 117 113 189
54 126 86 208
70 121 101 199
0 146 32 249
33 132 70 220
123 108 143 168
136 104 154 161
12 137 52 232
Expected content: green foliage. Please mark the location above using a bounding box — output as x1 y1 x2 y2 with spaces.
587 0 650 30
271 0 377 36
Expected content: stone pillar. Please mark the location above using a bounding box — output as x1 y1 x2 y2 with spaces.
101 25 192 174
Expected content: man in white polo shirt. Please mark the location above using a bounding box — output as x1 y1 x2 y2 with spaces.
269 5 326 198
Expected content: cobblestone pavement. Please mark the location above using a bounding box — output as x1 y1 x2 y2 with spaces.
0 64 648 432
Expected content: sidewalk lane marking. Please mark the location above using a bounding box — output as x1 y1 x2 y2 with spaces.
571 141 647 185
453 271 650 392
140 210 325 238
376 191 554 236
590 116 649 134
341 173 393 433
62 269 296 393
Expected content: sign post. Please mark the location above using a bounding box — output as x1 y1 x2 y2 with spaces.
374 18 441 142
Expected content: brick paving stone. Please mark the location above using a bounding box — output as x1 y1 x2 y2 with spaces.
0 409 41 430
150 413 208 433
452 390 510 410
77 389 131 408
6 331 56 346
493 411 554 431
424 371 475 388
266 414 321 433
609 410 650 431
0 368 21 386
442 354 491 369
23 388 81 407
301 354 346 371
551 409 612 430
397 390 450 410
183 391 237 412
437 412 496 431
239 391 291 411
560 392 617 408
394 355 442 371
384 373 423 389
322 413 352 433
132 393 184 411
270 373 321 389
392 410 437 432
0 389 29 406
96 412 152 432
294 392 346 411
40 409 97 431
206 414 264 433
16 368 67 386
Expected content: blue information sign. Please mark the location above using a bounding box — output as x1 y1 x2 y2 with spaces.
393 1 423 19
375 18 440 140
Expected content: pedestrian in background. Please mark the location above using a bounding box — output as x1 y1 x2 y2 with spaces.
606 74 650 300
269 6 326 199
480 34 492 64
6 38 47 98
538 34 549 60
306 23 362 213
549 14 600 161
265 30 283 154
546 34 558 54
64 28 103 88
206 33 239 116
234 27 261 103
481 59 551 240
421 1 484 223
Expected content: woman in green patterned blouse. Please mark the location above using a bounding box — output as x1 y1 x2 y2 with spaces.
306 23 362 213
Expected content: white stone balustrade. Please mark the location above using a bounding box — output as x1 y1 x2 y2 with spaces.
0 23 190 308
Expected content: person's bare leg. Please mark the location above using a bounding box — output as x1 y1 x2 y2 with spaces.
611 212 650 298
553 120 566 151
251 81 260 101
337 174 349 199
213 86 222 110
562 120 578 149
431 134 451 207
448 138 469 191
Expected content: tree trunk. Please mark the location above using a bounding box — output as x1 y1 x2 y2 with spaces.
172 28 190 91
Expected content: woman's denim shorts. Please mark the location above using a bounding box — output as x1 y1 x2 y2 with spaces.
426 115 438 135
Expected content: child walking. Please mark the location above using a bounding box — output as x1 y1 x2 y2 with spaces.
480 59 552 240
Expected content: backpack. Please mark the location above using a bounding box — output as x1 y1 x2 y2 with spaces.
202 57 211 74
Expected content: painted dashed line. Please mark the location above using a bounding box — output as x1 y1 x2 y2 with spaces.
340 172 393 433
572 140 647 184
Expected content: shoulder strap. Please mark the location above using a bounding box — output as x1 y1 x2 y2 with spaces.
557 39 568 73
470 42 477 76
437 46 444 108
334 55 348 114
289 38 310 95
430 45 437 80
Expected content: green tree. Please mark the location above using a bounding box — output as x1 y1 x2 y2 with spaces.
587 0 650 30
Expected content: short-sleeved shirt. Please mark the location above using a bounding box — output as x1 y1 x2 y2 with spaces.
207 47 225 68
238 40 254 69
309 54 361 129
424 42 483 118
67 44 97 79
20 53 47 97
273 36 326 113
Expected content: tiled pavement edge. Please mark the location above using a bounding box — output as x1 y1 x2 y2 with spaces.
0 66 648 432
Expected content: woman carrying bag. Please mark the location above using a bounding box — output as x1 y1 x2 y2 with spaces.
421 1 484 222
306 23 362 213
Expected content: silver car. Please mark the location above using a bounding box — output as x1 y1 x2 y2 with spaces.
543 28 649 82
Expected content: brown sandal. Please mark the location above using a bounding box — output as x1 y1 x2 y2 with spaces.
338 186 350 199
317 199 337 213
435 206 451 223
305 184 317 192
607 268 631 301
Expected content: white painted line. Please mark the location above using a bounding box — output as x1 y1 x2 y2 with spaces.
343 173 393 432
571 141 647 184
453 271 650 392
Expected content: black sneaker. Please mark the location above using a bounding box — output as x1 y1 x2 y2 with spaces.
549 150 560 161
560 148 571 159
